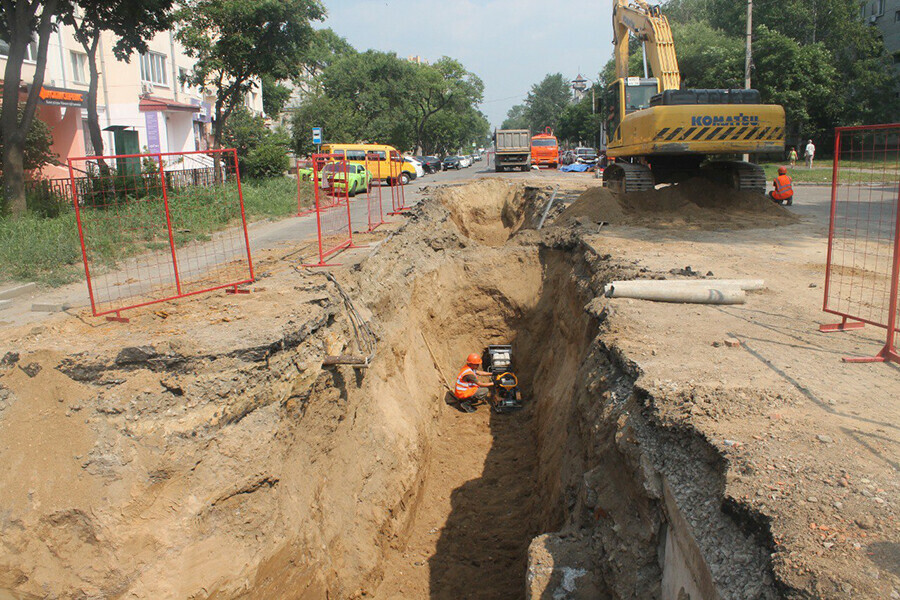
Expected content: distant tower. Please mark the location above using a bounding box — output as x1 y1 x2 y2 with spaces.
571 74 589 101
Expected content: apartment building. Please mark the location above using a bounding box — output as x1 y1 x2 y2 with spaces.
0 19 264 179
864 0 900 96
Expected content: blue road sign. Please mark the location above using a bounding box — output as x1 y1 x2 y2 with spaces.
312 127 322 145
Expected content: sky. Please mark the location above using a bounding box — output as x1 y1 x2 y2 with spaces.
319 0 617 128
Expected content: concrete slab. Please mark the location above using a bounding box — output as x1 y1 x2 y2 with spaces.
0 299 12 310
0 282 36 300
30 302 72 313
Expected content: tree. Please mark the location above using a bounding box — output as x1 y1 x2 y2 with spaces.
523 73 572 133
501 104 528 130
176 0 325 176
1 0 67 217
223 105 290 178
261 74 291 117
557 92 602 147
406 57 484 153
62 0 174 175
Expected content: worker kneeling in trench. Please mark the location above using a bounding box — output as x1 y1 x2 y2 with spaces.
453 353 494 413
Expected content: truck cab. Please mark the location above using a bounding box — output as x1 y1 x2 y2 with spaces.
531 128 559 168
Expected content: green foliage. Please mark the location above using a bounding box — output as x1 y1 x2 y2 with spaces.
261 74 292 117
502 74 577 135
0 109 58 215
752 26 840 141
557 93 603 146
501 104 529 130
0 106 56 175
0 177 303 286
671 21 743 89
656 0 900 142
290 49 486 155
223 105 291 178
523 73 572 133
176 0 326 144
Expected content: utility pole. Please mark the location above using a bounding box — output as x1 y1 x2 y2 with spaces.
743 0 752 162
744 0 752 90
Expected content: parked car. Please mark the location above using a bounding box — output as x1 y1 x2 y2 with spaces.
320 162 372 196
574 147 599 165
459 155 472 168
321 143 416 185
560 150 576 166
472 152 482 161
442 156 462 170
415 156 441 174
403 157 424 179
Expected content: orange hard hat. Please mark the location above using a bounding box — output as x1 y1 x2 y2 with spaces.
466 353 482 365
778 166 787 175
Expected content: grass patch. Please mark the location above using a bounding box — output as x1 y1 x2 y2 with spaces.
761 161 900 184
0 176 310 287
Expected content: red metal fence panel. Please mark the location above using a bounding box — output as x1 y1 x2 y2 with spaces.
68 149 254 321
365 152 385 232
820 123 900 364
387 150 410 215
303 153 356 267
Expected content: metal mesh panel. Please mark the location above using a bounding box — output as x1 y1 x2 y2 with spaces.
69 149 253 319
821 124 900 363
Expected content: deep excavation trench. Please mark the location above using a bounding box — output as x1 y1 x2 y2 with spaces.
322 179 780 599
0 181 781 599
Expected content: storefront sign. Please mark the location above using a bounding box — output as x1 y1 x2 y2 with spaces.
37 86 84 107
145 111 161 154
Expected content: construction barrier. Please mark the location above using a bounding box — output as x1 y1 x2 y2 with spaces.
303 153 357 267
820 123 900 364
297 154 350 216
387 150 409 215
365 152 385 232
68 149 253 321
295 157 313 215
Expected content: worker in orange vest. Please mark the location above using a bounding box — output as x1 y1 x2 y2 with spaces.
454 353 494 412
769 166 794 206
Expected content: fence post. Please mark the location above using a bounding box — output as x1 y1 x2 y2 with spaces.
158 154 183 296
69 158 98 316
881 182 900 360
232 149 254 280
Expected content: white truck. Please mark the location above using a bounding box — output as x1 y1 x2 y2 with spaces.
493 129 531 172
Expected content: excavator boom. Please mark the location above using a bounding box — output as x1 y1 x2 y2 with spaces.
613 0 680 91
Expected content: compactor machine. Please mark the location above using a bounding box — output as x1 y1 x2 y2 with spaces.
604 0 785 193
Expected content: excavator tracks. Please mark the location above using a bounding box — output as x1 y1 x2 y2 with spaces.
702 160 767 194
603 161 655 194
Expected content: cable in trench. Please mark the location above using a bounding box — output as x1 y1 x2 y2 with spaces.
293 265 377 367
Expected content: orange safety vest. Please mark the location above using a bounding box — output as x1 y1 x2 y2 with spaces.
454 366 478 399
772 174 793 201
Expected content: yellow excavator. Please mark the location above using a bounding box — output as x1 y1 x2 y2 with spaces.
603 0 786 193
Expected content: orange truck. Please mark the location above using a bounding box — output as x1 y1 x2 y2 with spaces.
531 128 559 168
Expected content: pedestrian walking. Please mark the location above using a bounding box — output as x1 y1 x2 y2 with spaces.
788 147 798 167
804 139 815 169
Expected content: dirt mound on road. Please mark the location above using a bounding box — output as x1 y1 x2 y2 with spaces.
557 178 798 230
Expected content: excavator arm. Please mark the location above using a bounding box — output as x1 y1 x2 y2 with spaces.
613 0 680 91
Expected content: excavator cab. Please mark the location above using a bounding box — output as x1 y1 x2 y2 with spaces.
606 77 661 144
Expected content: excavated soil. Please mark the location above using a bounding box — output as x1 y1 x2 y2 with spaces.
558 177 798 230
0 177 895 600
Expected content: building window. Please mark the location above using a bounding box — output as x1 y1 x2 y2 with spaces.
0 36 38 62
70 51 87 84
895 9 900 21
178 67 189 92
140 51 168 86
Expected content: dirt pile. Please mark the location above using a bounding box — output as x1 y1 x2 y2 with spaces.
558 178 798 230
